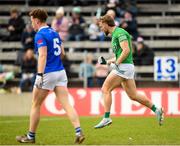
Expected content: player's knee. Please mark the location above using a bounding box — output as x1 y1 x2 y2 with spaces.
127 93 137 101
32 98 42 108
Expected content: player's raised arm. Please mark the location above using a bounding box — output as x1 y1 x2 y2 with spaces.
116 40 130 65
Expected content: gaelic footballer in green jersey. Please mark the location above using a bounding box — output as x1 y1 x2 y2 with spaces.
95 15 164 129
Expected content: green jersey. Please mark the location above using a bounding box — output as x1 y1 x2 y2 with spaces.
111 27 133 64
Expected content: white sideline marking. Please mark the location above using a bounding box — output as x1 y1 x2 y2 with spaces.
0 117 62 124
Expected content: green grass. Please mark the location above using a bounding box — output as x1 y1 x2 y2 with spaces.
0 116 180 145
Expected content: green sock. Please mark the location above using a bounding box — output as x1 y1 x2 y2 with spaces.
151 104 157 113
104 112 110 118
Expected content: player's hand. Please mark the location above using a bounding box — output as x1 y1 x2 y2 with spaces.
34 73 43 88
98 56 107 64
109 63 119 70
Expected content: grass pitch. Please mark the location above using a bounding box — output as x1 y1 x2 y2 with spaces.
0 116 180 145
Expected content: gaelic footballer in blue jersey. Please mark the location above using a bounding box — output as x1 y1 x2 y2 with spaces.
16 8 85 144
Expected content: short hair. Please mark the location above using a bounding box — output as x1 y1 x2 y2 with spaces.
29 8 48 22
100 14 115 27
11 8 19 14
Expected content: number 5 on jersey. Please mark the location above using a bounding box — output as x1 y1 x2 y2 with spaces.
53 38 61 56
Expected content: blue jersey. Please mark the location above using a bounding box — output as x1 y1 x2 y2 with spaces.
34 26 64 73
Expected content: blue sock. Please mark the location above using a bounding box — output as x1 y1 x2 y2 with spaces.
75 127 81 136
27 131 35 139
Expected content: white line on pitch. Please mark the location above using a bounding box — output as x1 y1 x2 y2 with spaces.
0 117 63 124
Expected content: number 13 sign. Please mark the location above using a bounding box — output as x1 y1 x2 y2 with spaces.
154 56 178 81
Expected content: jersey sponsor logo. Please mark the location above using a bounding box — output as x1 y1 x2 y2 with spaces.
112 37 120 54
112 43 118 53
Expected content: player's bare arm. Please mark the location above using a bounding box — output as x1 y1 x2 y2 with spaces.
60 44 65 58
116 40 130 65
37 46 47 73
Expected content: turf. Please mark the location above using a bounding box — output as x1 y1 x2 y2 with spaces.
0 116 180 145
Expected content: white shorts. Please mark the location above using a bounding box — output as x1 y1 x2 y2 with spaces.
34 70 68 91
112 63 135 79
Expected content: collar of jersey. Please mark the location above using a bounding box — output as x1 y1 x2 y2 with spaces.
112 27 117 36
38 25 49 32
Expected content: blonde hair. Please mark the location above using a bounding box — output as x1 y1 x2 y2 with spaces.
100 14 115 26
